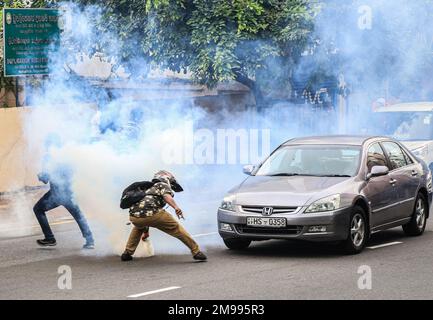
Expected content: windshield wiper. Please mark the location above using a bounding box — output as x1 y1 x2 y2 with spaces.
268 173 351 177
320 174 352 177
269 173 316 177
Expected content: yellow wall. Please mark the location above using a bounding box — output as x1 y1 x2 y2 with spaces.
0 108 41 193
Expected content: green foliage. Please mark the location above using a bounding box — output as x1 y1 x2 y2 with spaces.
76 0 317 101
147 0 317 92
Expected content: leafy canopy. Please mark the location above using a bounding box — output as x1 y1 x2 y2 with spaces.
78 0 317 95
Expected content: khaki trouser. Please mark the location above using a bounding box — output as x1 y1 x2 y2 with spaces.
125 210 200 256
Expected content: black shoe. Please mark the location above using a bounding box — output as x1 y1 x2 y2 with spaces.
121 252 133 261
193 251 207 261
83 242 95 249
37 238 57 247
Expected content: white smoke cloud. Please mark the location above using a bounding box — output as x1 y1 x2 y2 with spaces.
2 4 332 257
9 0 429 256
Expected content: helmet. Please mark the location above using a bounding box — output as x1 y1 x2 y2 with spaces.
153 170 183 192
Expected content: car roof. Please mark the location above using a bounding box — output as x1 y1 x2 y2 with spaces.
282 135 388 146
375 101 433 113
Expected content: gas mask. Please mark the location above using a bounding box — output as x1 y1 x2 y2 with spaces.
153 170 184 192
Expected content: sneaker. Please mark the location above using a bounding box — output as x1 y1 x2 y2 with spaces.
36 238 57 247
121 252 133 261
193 251 207 261
83 242 95 249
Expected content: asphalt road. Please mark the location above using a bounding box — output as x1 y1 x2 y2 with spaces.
1 216 433 300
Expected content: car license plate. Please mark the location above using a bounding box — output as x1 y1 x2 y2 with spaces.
246 217 287 228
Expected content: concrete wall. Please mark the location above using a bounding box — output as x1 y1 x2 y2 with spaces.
0 108 41 193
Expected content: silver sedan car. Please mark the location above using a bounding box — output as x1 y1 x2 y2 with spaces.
218 136 432 254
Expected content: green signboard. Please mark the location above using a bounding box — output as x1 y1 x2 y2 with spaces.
3 8 61 77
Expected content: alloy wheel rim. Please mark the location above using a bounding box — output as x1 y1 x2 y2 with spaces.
415 198 426 229
351 213 365 247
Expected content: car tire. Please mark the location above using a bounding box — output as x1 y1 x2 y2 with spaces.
402 193 427 237
340 206 368 255
223 238 251 250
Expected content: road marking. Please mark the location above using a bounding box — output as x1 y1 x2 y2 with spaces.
367 241 403 250
192 232 218 238
127 286 181 298
0 219 74 233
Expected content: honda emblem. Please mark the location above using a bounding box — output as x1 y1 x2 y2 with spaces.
262 207 274 216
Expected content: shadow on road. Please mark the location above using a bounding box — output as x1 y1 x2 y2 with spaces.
222 228 414 259
227 240 344 259
367 228 408 246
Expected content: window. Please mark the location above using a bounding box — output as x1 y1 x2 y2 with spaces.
381 142 407 170
402 149 414 165
367 143 387 172
256 145 361 177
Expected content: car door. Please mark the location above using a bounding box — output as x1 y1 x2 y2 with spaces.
363 142 399 227
381 141 420 220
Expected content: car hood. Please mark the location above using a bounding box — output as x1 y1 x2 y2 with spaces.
232 175 351 207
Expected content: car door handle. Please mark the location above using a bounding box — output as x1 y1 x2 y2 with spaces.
411 170 418 177
389 179 397 185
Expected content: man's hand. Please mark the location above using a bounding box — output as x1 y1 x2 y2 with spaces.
163 194 185 220
175 208 185 220
37 173 49 184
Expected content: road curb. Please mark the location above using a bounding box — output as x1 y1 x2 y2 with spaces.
0 185 47 198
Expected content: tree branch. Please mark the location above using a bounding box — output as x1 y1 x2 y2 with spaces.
233 69 264 106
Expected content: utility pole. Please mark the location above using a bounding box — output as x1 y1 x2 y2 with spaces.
338 73 350 134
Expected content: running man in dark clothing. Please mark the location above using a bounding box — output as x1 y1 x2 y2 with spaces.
33 135 94 249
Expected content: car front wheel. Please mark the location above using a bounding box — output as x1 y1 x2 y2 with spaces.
223 238 251 250
403 193 427 236
341 206 368 255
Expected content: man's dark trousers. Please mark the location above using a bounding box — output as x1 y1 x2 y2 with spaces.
33 189 94 243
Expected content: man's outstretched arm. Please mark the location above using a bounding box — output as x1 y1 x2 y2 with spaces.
163 194 184 219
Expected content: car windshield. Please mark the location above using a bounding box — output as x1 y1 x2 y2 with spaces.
256 145 361 177
371 112 433 141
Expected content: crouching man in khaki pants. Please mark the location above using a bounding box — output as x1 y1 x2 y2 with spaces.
121 170 207 262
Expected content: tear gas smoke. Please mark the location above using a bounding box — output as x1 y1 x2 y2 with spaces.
305 0 433 124
2 1 430 256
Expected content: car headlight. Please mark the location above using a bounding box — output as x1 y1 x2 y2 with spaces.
220 195 236 211
412 145 428 160
305 194 341 213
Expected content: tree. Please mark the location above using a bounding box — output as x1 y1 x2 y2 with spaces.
76 0 317 107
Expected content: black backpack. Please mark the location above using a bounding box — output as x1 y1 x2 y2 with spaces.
120 181 155 209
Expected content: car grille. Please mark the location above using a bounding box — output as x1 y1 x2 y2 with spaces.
241 205 298 214
235 225 303 235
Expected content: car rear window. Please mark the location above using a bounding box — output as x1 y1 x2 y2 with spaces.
381 142 408 170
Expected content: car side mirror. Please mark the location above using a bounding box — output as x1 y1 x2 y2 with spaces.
243 165 255 175
367 165 389 180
